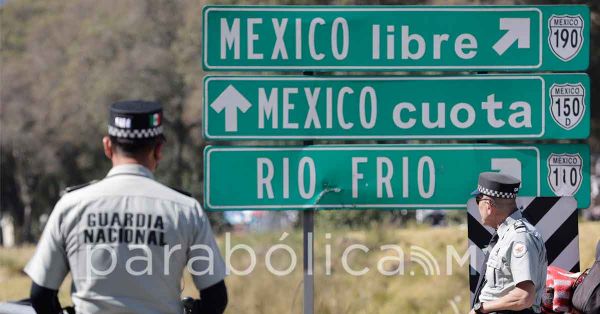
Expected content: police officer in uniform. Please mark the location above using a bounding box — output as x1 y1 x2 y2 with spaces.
470 172 547 314
24 100 228 314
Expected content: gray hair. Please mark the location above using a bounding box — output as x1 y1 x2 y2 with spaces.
492 197 517 212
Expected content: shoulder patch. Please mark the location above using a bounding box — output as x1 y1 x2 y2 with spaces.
514 220 527 233
169 186 192 197
63 180 99 194
512 241 528 258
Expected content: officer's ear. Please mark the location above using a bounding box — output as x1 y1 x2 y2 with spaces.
153 139 164 162
102 136 113 160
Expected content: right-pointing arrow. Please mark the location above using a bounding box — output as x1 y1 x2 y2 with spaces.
493 18 530 56
210 85 252 132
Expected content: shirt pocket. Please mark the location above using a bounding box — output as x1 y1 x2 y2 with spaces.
486 255 504 290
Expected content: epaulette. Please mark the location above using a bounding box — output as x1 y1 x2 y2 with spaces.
169 186 192 197
514 220 527 233
63 180 99 194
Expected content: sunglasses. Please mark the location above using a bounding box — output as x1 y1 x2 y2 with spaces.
476 194 494 205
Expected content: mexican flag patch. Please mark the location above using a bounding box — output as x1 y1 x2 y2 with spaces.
150 113 161 127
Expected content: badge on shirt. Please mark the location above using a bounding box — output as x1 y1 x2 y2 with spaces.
513 241 528 258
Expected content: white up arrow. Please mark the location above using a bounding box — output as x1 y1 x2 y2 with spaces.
493 18 530 56
210 85 252 132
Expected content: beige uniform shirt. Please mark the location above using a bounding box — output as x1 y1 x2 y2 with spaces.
25 164 226 314
479 210 547 313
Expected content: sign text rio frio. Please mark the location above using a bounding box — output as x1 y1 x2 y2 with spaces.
203 144 590 211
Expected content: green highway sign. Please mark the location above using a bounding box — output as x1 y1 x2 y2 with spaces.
204 74 589 140
204 144 590 211
202 5 589 71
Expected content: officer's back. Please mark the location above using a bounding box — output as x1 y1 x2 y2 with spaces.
25 100 227 314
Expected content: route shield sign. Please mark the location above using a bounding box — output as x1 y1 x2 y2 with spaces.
203 144 590 211
202 5 589 71
203 74 589 140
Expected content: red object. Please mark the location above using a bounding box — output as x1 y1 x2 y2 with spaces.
542 266 579 313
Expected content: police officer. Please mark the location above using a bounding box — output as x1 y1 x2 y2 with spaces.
24 100 228 314
470 172 547 314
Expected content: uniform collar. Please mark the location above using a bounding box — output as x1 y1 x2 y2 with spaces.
497 209 522 238
106 164 154 179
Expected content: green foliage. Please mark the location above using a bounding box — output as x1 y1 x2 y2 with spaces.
0 0 598 242
0 0 220 239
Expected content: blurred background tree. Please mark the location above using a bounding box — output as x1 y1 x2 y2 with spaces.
1 0 598 244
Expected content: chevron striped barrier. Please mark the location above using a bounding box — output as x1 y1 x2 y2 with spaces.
467 196 579 302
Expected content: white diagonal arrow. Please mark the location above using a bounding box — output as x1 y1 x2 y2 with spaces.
210 85 252 132
493 18 530 56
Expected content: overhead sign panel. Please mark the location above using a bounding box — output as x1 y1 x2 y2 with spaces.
204 74 589 140
204 144 590 211
202 6 589 71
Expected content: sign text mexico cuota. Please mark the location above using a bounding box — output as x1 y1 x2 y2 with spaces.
204 74 589 140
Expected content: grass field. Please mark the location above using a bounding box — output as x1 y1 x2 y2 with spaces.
1 221 599 314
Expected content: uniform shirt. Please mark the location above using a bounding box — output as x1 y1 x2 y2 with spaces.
479 210 548 313
24 164 226 314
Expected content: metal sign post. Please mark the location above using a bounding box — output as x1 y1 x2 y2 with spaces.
302 105 315 314
303 210 314 314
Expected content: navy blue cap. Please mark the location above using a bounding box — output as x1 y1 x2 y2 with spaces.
108 100 163 140
471 172 520 199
